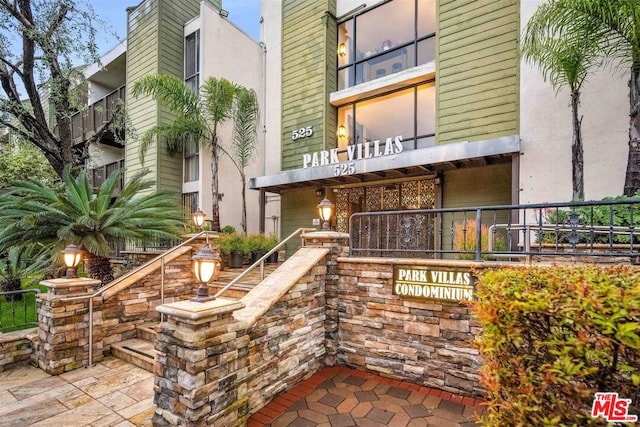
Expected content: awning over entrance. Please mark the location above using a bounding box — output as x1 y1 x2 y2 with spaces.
249 135 520 194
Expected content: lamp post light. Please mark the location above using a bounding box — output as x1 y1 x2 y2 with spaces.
192 209 206 232
61 244 83 278
317 197 335 231
191 244 220 302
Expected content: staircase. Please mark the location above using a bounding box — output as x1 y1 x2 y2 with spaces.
111 322 158 372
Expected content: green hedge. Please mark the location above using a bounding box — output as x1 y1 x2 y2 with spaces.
473 265 640 426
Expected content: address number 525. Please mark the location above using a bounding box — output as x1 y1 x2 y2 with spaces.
292 126 314 140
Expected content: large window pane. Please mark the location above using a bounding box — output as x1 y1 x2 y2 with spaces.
418 0 437 37
355 88 414 150
337 19 353 68
185 30 199 90
417 83 436 148
417 38 436 65
355 0 414 59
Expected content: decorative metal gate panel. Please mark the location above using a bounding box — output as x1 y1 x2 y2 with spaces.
335 178 437 233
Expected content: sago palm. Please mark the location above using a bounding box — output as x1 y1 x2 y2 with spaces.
0 169 184 285
133 75 256 231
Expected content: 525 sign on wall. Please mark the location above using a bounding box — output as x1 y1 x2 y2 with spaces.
291 126 314 140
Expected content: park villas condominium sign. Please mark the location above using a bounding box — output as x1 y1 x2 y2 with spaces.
302 135 404 176
393 266 475 302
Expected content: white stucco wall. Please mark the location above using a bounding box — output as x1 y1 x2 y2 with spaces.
519 0 629 204
259 0 283 236
196 1 265 234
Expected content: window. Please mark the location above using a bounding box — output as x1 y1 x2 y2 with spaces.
184 138 199 182
337 0 436 90
182 192 199 220
336 81 435 157
185 30 200 91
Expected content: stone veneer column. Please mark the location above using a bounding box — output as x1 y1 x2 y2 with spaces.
301 231 349 366
37 277 103 374
154 298 247 426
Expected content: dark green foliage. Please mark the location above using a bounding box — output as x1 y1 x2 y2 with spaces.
0 168 184 285
473 265 640 426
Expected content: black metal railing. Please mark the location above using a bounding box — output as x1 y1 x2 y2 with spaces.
350 199 640 262
0 289 41 332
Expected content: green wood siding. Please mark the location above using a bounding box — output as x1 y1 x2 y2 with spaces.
125 0 202 193
281 0 337 171
436 0 519 145
281 188 320 253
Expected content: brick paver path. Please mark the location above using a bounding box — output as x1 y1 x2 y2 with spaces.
249 366 485 426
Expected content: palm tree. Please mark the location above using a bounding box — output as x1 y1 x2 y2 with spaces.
522 0 640 196
522 10 601 200
132 75 258 231
228 87 260 234
0 169 184 285
0 246 49 302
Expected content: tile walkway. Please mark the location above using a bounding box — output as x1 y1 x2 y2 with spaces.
0 359 484 427
0 357 154 427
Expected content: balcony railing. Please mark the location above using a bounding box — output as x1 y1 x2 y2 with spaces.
350 199 640 263
71 85 126 144
89 159 124 193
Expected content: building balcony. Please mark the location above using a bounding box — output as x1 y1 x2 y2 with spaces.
71 85 126 147
89 159 125 194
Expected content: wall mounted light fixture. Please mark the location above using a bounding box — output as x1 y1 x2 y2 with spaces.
338 43 346 57
338 125 347 138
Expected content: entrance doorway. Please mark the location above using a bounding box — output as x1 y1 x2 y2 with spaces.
334 178 437 232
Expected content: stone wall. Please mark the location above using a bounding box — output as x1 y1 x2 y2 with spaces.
153 247 329 426
0 328 37 372
336 258 484 397
34 237 210 374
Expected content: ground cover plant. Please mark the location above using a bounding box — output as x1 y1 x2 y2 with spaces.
473 265 640 426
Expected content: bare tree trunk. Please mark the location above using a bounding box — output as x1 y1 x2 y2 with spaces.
240 172 247 235
624 64 640 197
210 139 221 232
571 91 584 201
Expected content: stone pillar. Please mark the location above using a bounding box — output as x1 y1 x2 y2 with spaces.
154 298 247 426
37 277 103 374
301 231 349 366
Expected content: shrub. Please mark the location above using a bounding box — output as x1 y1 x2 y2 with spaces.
216 233 247 256
452 219 504 260
472 265 640 426
220 225 236 234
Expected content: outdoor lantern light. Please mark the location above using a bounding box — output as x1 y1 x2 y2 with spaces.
191 244 219 302
317 197 335 231
338 125 347 138
61 244 82 278
192 208 206 231
338 43 346 57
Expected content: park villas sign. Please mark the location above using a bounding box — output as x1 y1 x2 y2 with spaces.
393 266 475 302
302 136 404 176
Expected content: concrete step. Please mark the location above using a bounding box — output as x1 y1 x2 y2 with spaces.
137 322 159 342
111 338 155 373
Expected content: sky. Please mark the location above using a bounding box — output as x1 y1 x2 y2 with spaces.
90 0 261 55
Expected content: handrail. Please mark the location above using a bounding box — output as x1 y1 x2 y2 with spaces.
61 231 216 367
213 228 317 299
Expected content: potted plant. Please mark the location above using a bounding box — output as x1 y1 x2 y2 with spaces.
246 233 268 264
264 234 280 263
217 233 246 268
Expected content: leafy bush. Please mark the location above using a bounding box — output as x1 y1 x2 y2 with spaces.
538 194 640 245
473 265 640 426
221 225 236 234
216 233 248 256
